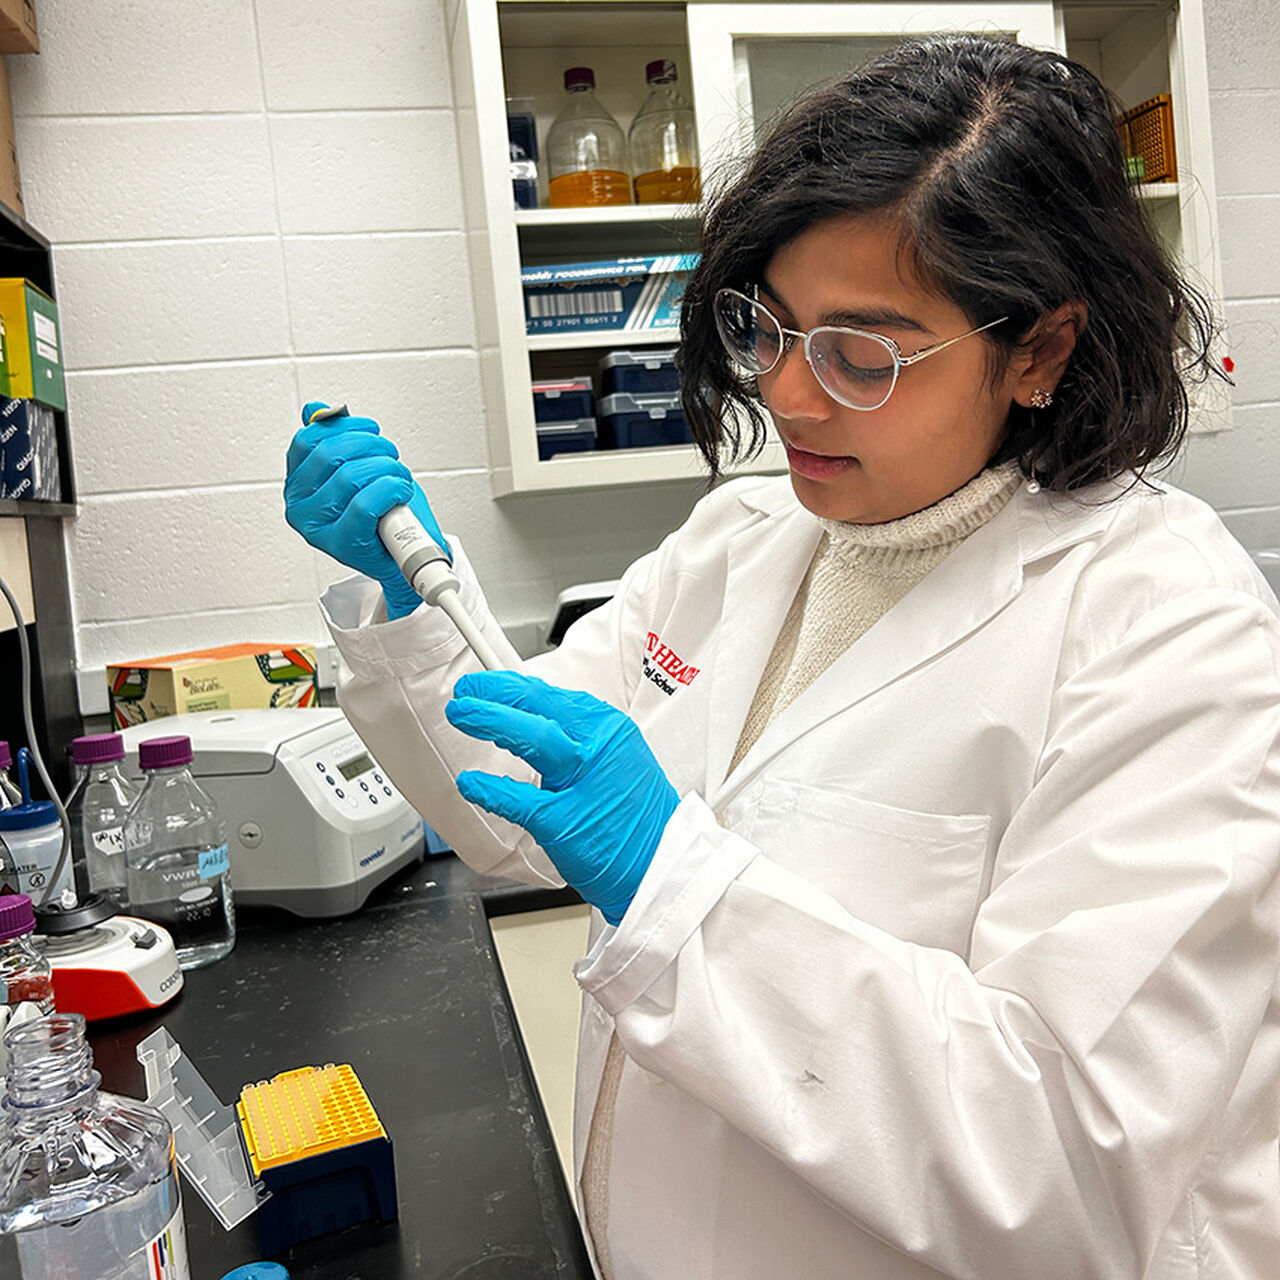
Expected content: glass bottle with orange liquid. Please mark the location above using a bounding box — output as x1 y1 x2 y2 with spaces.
546 67 632 208
628 60 701 204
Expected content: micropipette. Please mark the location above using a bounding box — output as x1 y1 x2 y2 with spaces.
307 404 503 671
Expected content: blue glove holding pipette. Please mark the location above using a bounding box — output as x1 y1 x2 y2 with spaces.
285 402 450 620
447 671 679 925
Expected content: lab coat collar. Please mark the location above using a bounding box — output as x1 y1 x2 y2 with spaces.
703 482 824 795
707 473 1132 805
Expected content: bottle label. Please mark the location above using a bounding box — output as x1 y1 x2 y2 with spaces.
145 1205 191 1280
9 1197 191 1280
11 836 74 905
198 844 230 880
92 825 125 855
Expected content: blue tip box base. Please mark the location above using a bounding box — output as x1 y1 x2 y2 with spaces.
256 1136 397 1256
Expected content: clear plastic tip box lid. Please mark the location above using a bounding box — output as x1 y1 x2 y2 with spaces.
137 1026 269 1228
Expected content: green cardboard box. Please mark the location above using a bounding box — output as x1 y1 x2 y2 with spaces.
0 278 66 410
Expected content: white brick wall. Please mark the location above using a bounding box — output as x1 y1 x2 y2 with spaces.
10 0 700 714
14 0 1273 718
1174 0 1280 548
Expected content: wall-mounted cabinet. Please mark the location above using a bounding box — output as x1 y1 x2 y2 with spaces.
448 0 1226 496
0 201 79 793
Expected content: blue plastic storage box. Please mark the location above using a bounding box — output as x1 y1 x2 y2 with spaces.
599 348 680 396
537 418 598 460
598 393 692 450
532 377 595 422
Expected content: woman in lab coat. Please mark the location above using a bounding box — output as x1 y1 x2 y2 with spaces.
285 35 1280 1280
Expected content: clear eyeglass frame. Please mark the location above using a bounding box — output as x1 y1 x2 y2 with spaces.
713 286 1009 412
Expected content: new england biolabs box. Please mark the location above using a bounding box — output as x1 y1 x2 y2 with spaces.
107 643 318 730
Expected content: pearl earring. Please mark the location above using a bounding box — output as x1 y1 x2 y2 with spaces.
1029 388 1053 410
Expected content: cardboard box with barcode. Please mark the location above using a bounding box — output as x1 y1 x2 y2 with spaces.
0 279 64 409
108 643 319 729
521 253 699 335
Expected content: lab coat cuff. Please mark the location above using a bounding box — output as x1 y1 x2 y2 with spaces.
319 539 502 677
574 792 757 1014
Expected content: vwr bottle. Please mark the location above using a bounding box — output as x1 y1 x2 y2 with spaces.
65 732 139 910
629 59 701 204
546 66 632 207
125 735 235 970
0 1012 191 1280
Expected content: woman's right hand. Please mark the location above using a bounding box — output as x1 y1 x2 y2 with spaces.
285 402 450 620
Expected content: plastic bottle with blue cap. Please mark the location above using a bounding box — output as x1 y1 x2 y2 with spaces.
0 747 72 905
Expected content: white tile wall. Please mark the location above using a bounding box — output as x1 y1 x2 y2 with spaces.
283 233 475 353
1172 2 1280 559
8 3 265 115
269 112 463 234
66 360 301 494
292 350 491 472
10 0 1275 719
255 0 454 111
69 485 321 624
10 0 693 716
17 116 277 242
55 239 293 369
1217 196 1280 300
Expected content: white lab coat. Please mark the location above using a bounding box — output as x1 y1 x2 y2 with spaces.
321 474 1280 1280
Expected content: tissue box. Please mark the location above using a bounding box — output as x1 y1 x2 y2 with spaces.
522 254 698 335
0 396 59 499
0 278 65 409
108 643 318 729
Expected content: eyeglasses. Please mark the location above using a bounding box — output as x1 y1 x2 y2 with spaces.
713 287 1008 412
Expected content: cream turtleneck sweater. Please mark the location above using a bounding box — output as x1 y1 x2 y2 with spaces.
731 461 1023 769
581 461 1024 1279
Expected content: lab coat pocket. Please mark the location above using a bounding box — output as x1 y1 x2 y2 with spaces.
747 781 991 955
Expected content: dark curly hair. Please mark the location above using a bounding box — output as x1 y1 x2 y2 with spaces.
678 34 1225 490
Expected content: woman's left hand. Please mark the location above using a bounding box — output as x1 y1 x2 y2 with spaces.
446 671 679 925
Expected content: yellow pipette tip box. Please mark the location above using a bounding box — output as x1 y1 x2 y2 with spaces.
237 1063 387 1176
137 1029 398 1255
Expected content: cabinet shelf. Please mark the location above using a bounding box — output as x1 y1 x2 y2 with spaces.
527 327 679 351
514 203 699 228
510 438 786 495
0 498 77 518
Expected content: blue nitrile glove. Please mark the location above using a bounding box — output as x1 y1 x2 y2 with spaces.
446 671 680 925
285 402 450 620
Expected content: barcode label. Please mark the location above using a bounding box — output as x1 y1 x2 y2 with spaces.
528 290 623 318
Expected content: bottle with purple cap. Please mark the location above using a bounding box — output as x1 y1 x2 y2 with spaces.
124 735 235 969
546 66 631 207
0 894 54 1080
628 59 700 204
64 733 139 910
